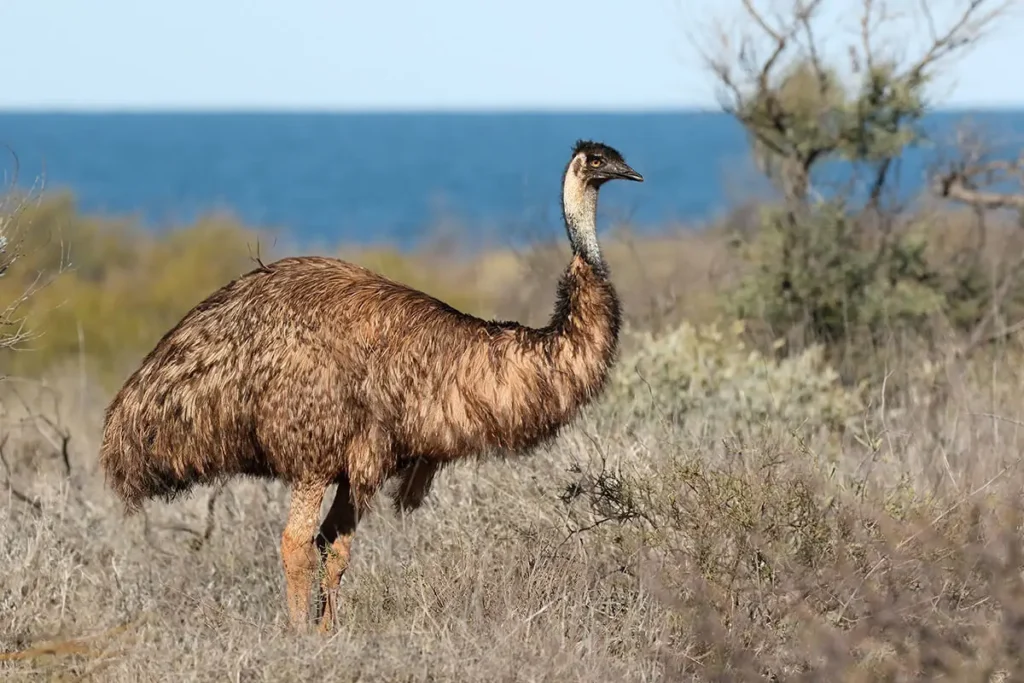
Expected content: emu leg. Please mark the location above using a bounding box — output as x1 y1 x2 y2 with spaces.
281 481 327 631
315 477 359 633
391 458 442 513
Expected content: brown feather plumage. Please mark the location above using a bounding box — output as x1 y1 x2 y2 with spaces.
100 252 618 506
98 139 643 631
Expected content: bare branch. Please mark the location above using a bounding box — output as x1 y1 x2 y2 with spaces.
937 179 1024 210
741 0 784 42
935 156 1024 211
0 435 42 514
695 19 793 159
31 411 73 477
0 152 56 359
861 0 877 73
707 0 803 110
918 0 939 45
796 0 829 98
741 0 792 97
903 0 1013 83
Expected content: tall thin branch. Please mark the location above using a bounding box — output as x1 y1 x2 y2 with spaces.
903 0 1012 83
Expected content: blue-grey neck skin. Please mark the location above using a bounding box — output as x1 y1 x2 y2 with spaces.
561 154 604 271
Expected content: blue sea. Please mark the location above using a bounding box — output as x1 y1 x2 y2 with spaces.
2 110 1023 251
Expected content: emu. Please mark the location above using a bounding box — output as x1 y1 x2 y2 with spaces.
99 139 643 632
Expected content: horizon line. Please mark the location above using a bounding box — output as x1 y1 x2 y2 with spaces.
1 103 1023 115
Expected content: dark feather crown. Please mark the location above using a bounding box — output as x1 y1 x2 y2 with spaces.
571 139 625 163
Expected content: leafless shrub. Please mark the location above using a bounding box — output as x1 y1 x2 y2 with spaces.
0 149 63 363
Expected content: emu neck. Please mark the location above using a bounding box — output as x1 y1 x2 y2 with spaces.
540 251 621 422
544 164 621 398
562 171 604 272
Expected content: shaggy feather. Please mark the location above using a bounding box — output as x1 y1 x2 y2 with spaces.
98 139 642 630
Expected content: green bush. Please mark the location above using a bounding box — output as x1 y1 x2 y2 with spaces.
708 1 1024 379
725 202 948 350
0 199 264 382
606 319 865 445
0 194 499 385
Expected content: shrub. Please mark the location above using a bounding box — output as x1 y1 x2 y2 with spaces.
703 0 1024 381
606 318 865 445
561 321 1024 679
0 195 502 384
0 195 269 382
725 202 948 353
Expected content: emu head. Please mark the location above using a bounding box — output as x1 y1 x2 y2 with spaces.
568 140 644 188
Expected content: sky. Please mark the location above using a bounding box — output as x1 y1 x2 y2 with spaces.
1 0 1022 111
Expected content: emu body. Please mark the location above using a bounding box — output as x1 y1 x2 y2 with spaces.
99 140 643 631
101 254 617 507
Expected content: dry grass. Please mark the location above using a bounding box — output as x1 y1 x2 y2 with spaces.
4 206 1024 680
0 378 670 682
4 329 1024 680
337 222 735 332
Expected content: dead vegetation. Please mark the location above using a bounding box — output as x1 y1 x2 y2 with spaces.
5 318 1024 681
0 151 60 362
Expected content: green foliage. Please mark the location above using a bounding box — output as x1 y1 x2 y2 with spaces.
844 62 927 162
722 49 1020 372
741 59 927 197
0 196 264 382
726 202 947 350
0 194 492 385
607 319 864 441
347 247 486 316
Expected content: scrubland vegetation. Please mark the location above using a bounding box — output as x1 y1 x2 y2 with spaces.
5 1 1024 680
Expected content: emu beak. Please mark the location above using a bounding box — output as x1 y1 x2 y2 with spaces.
613 163 644 182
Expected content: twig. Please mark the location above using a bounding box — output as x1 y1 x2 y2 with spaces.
32 411 73 477
903 0 1011 83
0 434 41 513
937 173 1024 210
144 483 225 552
837 456 1020 622
247 235 277 272
0 615 144 662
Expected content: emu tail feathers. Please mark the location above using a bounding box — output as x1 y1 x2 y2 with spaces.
99 423 196 515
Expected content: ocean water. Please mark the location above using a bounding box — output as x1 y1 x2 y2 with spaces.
1 110 1023 251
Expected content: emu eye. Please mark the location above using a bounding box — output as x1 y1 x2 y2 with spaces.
589 157 603 168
